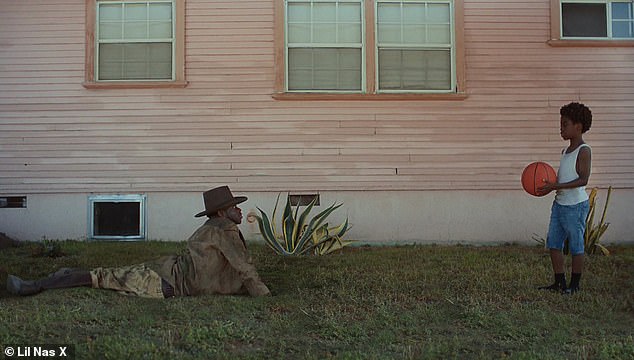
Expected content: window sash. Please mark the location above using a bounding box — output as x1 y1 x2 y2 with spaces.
88 194 146 240
561 0 634 39
285 0 365 92
376 0 455 93
96 1 176 81
611 1 634 38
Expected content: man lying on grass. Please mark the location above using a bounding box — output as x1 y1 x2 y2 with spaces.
6 186 271 298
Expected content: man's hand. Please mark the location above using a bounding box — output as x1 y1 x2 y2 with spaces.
244 278 271 297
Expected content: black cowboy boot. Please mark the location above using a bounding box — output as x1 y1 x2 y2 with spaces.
7 272 92 296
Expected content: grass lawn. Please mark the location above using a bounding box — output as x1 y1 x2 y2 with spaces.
0 241 633 359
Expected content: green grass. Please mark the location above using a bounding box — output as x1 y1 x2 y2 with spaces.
1 241 633 359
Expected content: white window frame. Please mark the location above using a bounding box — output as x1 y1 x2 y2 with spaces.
88 194 147 240
285 0 366 93
375 0 456 93
560 0 634 40
95 0 176 82
274 0 467 98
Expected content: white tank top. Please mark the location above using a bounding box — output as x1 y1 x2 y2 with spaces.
555 144 591 205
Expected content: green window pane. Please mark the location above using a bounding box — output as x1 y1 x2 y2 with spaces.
313 3 336 22
288 1 361 44
428 24 451 44
339 3 361 22
314 23 337 43
288 3 310 22
150 21 172 38
378 24 401 43
99 3 122 40
125 3 147 21
100 4 122 21
124 21 148 39
288 23 311 43
378 49 451 91
403 4 425 24
378 3 401 23
427 3 450 23
149 3 172 20
338 23 361 43
288 48 361 91
99 43 172 80
99 22 122 40
403 25 426 44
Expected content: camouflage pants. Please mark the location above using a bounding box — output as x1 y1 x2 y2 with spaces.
90 263 164 299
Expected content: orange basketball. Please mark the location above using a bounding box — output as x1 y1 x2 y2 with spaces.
521 162 557 197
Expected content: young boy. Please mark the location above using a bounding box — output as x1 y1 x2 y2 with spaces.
538 102 592 294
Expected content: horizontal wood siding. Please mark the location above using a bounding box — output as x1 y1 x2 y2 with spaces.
1 0 633 193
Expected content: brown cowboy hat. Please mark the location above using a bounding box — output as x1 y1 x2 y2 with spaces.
194 186 247 218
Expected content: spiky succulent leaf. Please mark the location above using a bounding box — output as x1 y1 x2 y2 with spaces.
595 243 610 256
282 196 295 252
331 218 349 238
271 193 281 241
296 203 343 248
291 196 317 248
254 209 287 255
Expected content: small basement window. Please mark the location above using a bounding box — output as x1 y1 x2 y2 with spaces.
289 194 320 206
0 196 27 208
89 194 146 240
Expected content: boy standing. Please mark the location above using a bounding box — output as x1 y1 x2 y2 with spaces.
539 102 593 294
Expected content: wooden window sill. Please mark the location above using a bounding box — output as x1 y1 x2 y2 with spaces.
547 39 634 47
82 81 188 89
272 92 468 101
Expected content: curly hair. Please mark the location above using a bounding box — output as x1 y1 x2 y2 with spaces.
560 102 592 133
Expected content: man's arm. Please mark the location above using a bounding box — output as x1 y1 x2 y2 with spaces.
218 229 271 297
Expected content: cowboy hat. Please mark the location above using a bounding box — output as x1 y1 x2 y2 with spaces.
194 186 247 218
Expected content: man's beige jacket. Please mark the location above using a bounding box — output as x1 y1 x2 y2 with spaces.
148 217 270 296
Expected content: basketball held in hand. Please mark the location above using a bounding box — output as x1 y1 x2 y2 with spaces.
521 162 557 197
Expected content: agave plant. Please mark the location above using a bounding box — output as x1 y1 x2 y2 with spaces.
254 194 352 256
584 186 612 255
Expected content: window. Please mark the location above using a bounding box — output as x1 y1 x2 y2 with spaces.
289 193 320 206
97 1 174 80
376 1 453 91
611 1 634 38
287 0 364 91
562 2 607 37
550 1 634 45
88 195 146 240
84 0 186 88
0 196 27 208
276 0 465 98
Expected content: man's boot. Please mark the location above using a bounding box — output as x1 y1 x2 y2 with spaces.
7 272 92 296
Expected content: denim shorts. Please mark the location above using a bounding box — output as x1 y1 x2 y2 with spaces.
546 200 589 256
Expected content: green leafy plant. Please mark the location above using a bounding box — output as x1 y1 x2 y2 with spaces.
26 238 66 258
584 186 612 255
532 186 612 256
254 194 353 256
